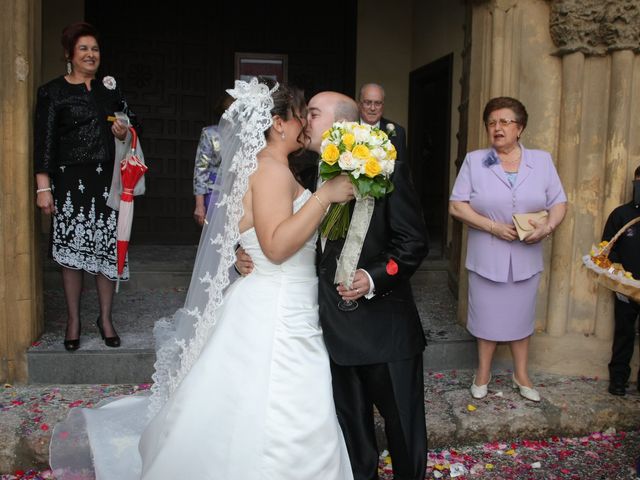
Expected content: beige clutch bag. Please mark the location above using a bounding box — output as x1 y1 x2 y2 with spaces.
512 210 548 241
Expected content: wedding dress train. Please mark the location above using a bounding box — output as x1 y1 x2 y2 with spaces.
50 190 353 480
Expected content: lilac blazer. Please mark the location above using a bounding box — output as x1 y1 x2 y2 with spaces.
450 145 567 283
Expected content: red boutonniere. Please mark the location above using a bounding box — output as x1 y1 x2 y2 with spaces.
386 258 398 276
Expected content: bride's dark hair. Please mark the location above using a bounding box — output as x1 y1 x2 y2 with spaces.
258 76 309 148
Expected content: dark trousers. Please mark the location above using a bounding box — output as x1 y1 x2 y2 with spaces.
330 354 427 480
608 297 640 384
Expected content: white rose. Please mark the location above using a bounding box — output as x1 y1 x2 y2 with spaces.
381 160 395 175
386 123 395 133
368 132 382 147
102 76 117 90
338 151 357 171
353 160 368 179
371 147 387 161
354 124 370 143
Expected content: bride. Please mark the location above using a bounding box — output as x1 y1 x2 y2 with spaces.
49 78 355 479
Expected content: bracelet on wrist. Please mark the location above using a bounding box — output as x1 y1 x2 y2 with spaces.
312 192 329 213
489 221 495 236
36 187 52 194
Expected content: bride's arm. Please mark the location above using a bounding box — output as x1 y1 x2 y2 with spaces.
252 162 352 264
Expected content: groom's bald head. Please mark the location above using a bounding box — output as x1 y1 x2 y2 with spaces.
306 92 358 153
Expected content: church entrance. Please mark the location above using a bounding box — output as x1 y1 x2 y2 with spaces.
408 54 454 259
86 0 357 243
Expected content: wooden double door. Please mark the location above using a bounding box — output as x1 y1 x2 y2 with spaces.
87 0 356 243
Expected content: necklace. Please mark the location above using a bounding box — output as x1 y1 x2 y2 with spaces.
499 147 521 173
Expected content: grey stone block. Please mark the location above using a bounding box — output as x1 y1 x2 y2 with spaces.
28 350 155 384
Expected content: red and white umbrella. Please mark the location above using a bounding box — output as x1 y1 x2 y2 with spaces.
116 126 148 291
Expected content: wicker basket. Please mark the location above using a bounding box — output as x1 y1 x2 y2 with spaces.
582 216 640 303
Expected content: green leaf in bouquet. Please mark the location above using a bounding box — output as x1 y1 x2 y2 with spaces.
386 180 395 194
319 161 342 180
357 178 372 197
370 181 383 198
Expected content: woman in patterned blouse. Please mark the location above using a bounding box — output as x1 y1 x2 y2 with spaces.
34 22 138 351
193 93 234 226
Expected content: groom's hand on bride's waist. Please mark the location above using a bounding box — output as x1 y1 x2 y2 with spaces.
235 247 254 276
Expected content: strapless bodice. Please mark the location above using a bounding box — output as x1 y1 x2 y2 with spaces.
239 190 317 277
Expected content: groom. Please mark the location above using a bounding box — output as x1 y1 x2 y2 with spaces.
307 92 428 480
239 91 428 480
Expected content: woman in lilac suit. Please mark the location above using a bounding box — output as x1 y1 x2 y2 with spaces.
449 97 567 402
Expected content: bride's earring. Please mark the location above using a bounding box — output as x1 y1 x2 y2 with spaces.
281 132 285 140
66 60 72 75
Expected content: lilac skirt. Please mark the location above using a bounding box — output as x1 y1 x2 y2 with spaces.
467 268 541 342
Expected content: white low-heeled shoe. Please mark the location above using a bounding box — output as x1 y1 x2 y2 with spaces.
512 374 541 402
470 373 491 399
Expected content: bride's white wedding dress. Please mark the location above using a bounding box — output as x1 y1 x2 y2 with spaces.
50 189 353 480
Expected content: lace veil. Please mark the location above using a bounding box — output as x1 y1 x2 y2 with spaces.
148 78 276 417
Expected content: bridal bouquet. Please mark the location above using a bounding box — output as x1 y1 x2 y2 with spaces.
319 122 396 240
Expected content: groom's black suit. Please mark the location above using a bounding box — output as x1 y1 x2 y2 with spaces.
300 143 428 479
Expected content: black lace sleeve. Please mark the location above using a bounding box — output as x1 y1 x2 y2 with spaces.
33 83 58 173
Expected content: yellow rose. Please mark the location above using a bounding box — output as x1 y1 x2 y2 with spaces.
387 144 397 160
352 144 371 160
321 143 340 164
364 157 382 178
342 133 355 150
322 129 331 140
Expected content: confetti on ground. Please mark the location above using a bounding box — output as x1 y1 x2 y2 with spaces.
375 430 640 479
1 430 639 478
2 372 639 479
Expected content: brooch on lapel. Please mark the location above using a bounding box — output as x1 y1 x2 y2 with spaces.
386 258 398 276
102 76 117 90
482 150 499 167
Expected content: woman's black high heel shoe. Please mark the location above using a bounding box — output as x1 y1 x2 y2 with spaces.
64 321 81 351
63 337 80 351
96 316 121 348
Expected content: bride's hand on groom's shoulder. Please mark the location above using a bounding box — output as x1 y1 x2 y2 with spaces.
235 247 254 276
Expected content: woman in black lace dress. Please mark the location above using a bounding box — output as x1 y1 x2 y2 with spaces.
34 22 137 351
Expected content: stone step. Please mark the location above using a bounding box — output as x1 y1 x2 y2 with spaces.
28 287 185 384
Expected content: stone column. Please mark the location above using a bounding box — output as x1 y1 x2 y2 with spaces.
463 0 639 376
0 0 42 383
548 0 640 349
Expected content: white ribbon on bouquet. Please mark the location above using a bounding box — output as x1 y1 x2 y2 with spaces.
333 191 375 288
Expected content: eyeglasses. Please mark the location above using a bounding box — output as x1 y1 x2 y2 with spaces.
361 100 383 108
486 118 519 128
